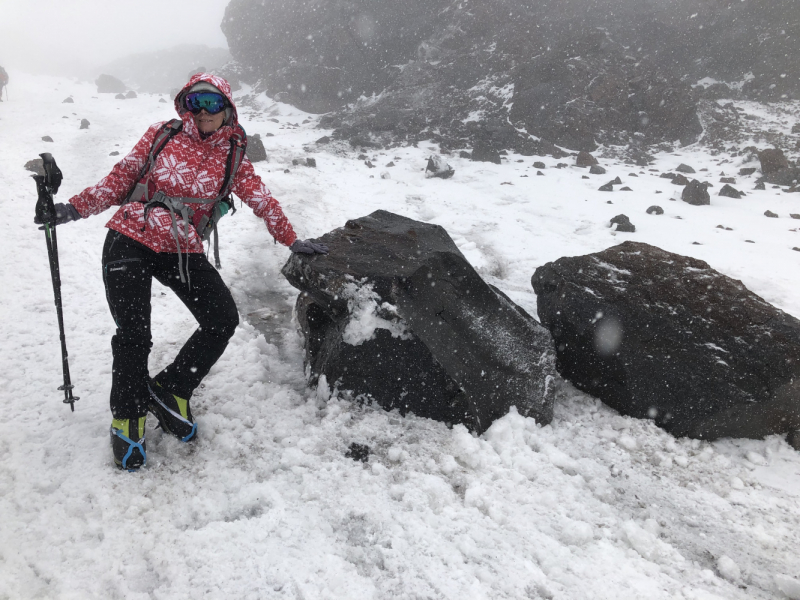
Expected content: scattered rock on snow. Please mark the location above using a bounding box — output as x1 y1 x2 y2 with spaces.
306 157 317 168
791 214 800 220
533 161 546 169
425 155 454 179
576 151 598 167
754 182 766 190
531 241 800 440
739 167 757 176
758 148 789 175
95 73 126 94
159 98 167 103
345 443 370 463
62 96 74 104
765 210 779 218
675 163 695 174
719 184 743 199
246 133 268 162
115 93 126 100
109 151 120 156
41 136 53 143
646 205 664 215
682 180 710 205
125 90 137 99
610 214 635 232
589 165 606 175
471 142 502 164
720 177 735 184
599 182 614 192
672 174 691 186
282 210 557 434
79 119 90 130
762 168 800 186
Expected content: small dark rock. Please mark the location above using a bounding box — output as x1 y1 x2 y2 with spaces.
292 159 300 166
682 180 711 205
125 90 137 99
80 119 90 130
619 186 632 191
788 430 800 450
676 164 696 174
672 174 691 186
582 175 589 179
269 118 280 123
754 182 766 190
425 155 454 179
660 172 677 180
556 163 568 169
386 161 395 167
306 158 317 168
612 176 622 185
794 248 800 252
792 124 800 135
589 165 607 175
284 169 291 173
316 136 331 144
459 151 471 159
533 161 546 169
576 151 598 167
357 154 368 160
610 214 635 232
646 205 664 215
41 136 53 143
365 160 375 168
765 210 779 218
720 177 736 184
159 98 167 103
719 184 743 199
537 171 544 176
759 148 789 174
24 159 45 176
115 93 126 100
599 182 614 192
345 443 370 463
109 151 120 156
62 97 74 104
739 167 757 176
745 240 755 243
471 142 502 164
790 214 800 219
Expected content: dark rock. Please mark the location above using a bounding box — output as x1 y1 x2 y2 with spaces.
115 93 126 100
660 172 677 180
316 136 331 144
345 443 370 463
95 74 126 94
281 211 557 433
765 210 779 218
125 90 137 99
471 142 502 164
246 133 268 162
556 163 568 169
425 155 454 179
159 98 168 103
531 241 800 440
292 159 300 166
386 161 395 167
365 160 375 168
537 171 544 176
719 184 743 199
682 180 710 205
720 177 735 184
306 157 317 168
793 124 800 135
357 154 368 161
646 205 664 215
599 182 614 192
788 430 800 451
24 159 45 176
672 174 690 186
610 214 635 232
581 175 589 179
739 167 757 176
758 148 789 175
589 165 607 175
619 186 632 191
791 214 800 220
755 182 766 190
533 161 546 169
612 176 622 185
79 119 90 130
459 151 472 159
675 163 696 174
576 151 598 167
62 97 74 104
41 136 53 143
284 169 290 173
109 151 120 156
763 168 800 186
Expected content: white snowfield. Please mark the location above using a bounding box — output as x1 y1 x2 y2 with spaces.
1 72 799 600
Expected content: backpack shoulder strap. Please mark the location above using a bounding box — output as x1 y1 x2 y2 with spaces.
124 119 183 204
217 124 248 200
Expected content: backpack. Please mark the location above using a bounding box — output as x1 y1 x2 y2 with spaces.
124 119 247 284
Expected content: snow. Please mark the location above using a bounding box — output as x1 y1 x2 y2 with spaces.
1 71 800 599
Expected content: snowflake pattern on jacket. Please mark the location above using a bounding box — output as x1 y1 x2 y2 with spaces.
69 73 297 253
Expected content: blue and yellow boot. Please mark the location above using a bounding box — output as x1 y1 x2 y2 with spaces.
147 381 197 442
110 416 147 471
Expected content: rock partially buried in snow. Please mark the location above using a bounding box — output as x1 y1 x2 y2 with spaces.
675 163 696 174
282 210 557 433
425 155 454 179
531 241 800 440
125 90 137 99
646 205 664 215
115 93 126 100
41 136 53 143
576 151 598 167
682 180 710 205
758 148 789 175
62 96 74 104
79 119 90 130
610 214 635 232
719 184 743 199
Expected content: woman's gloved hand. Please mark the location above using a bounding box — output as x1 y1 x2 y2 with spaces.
290 239 329 255
34 202 82 229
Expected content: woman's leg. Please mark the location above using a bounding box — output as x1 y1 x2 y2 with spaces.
102 231 155 419
152 252 239 400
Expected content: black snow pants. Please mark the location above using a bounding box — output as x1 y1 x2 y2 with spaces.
102 230 239 419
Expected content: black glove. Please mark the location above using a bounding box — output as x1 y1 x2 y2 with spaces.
34 202 82 229
290 239 329 255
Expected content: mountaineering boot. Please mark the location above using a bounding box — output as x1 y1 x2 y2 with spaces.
147 380 197 442
110 416 147 471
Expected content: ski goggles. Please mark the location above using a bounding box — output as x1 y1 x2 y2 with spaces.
184 92 228 115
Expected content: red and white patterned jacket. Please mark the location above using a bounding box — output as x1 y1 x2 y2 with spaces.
69 73 297 253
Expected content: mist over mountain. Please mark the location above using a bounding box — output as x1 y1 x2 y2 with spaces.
220 0 799 153
98 44 232 93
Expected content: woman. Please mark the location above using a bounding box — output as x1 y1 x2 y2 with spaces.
35 73 327 471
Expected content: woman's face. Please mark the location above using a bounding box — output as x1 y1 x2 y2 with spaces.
194 108 225 134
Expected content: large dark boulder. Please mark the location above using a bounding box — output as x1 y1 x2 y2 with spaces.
246 133 267 162
282 210 557 433
95 74 126 94
531 242 800 440
682 180 710 205
759 148 789 175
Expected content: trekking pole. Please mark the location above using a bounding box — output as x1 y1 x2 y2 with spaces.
33 153 79 411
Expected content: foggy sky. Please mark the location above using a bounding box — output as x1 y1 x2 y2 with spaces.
0 0 229 76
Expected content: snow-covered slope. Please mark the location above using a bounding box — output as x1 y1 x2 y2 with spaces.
1 72 799 600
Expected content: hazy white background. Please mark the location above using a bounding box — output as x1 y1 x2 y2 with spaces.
0 0 230 75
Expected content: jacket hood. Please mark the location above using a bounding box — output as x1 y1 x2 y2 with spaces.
174 72 239 143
